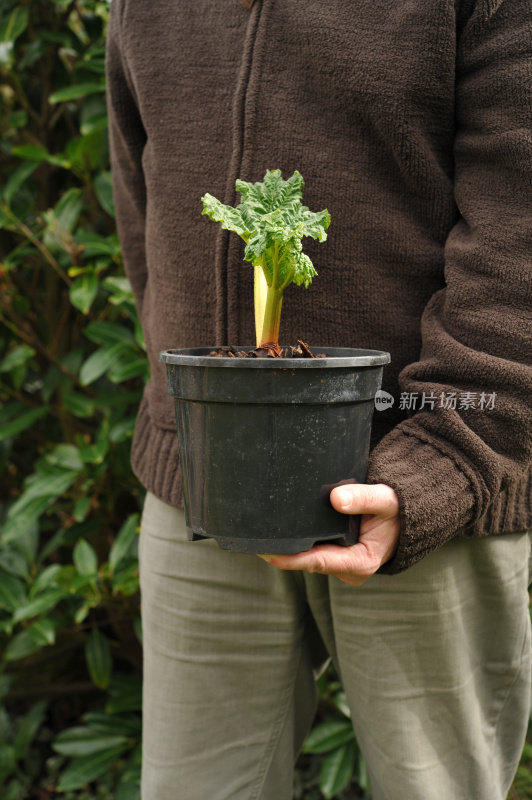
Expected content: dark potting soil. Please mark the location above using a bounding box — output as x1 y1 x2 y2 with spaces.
209 340 326 359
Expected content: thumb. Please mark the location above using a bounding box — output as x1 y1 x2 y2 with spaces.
330 483 399 517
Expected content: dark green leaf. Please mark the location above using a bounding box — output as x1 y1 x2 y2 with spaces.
109 416 136 442
303 719 355 754
63 392 96 418
13 588 66 623
106 675 142 713
0 745 16 783
7 469 79 517
84 321 135 347
94 171 115 217
13 701 47 760
52 187 84 233
0 7 28 66
86 629 112 689
0 571 26 611
0 550 30 580
108 356 148 384
82 711 141 737
56 744 129 791
117 781 141 800
70 269 99 314
79 342 126 386
49 82 106 104
53 726 128 757
109 514 139 572
78 435 109 464
10 145 69 168
44 443 84 471
73 538 98 576
0 406 48 441
27 618 56 646
74 495 92 522
1 779 23 800
0 344 35 372
319 739 358 799
112 563 139 596
28 564 61 597
3 162 38 206
76 229 121 257
4 630 42 661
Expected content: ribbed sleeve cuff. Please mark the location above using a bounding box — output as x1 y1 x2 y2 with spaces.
367 423 481 573
130 398 184 509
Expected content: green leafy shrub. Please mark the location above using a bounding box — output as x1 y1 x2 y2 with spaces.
0 1 144 796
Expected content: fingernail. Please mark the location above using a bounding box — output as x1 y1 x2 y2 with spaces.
335 488 351 510
257 554 273 562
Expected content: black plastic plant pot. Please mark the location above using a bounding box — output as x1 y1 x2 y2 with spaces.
159 347 390 554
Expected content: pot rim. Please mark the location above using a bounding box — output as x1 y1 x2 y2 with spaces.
159 346 390 369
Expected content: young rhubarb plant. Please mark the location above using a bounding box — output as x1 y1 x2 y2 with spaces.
201 170 330 353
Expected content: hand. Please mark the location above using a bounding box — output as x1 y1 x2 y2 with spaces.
257 483 400 586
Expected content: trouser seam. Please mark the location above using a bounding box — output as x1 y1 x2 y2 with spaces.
248 629 306 800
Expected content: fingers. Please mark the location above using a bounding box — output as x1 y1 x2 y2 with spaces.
258 543 380 586
330 483 399 518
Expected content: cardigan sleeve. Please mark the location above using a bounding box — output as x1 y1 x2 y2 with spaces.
106 0 148 317
367 0 532 573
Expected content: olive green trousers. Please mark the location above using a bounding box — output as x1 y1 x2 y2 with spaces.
139 492 532 800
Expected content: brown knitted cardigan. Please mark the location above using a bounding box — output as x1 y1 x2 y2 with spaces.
106 0 532 573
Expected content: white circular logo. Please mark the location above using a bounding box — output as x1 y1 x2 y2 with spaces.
374 390 395 411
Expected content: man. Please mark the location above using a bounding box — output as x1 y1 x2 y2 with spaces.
106 1 532 797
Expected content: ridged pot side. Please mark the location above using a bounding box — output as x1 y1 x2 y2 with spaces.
160 348 390 554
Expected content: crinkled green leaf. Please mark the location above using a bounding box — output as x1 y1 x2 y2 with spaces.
201 193 250 239
202 169 329 293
